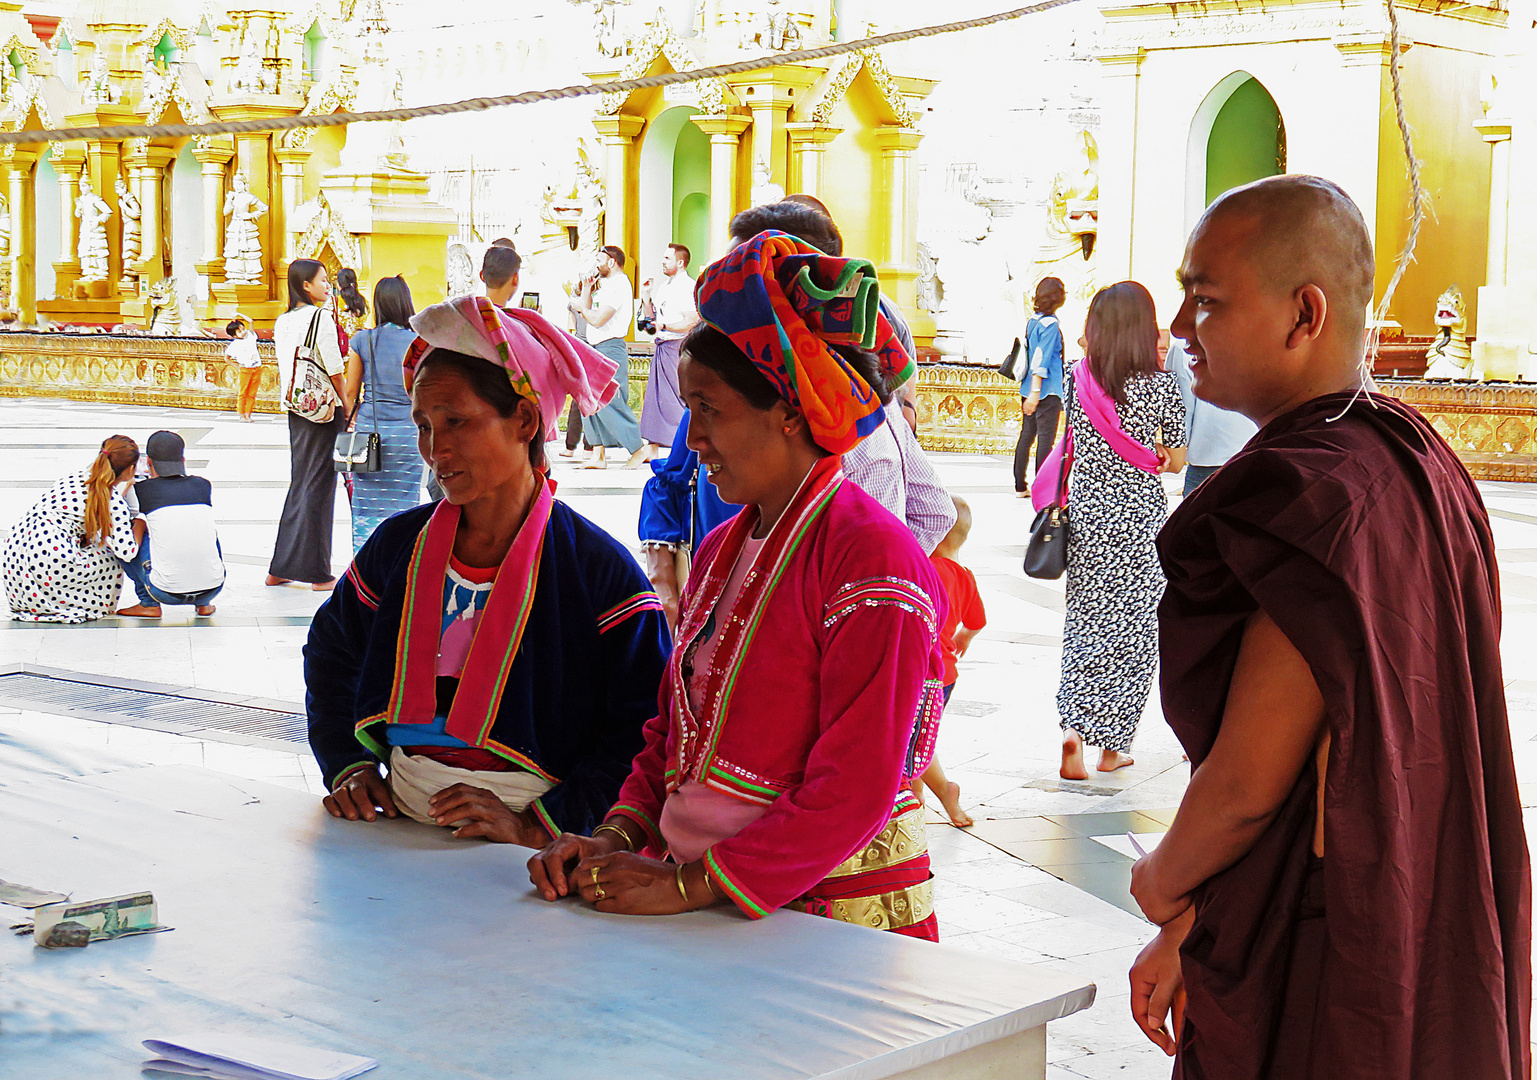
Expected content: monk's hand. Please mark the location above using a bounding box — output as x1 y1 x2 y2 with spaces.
1129 907 1194 1055
573 852 698 916
528 832 618 901
426 784 544 845
1129 853 1192 927
322 765 399 822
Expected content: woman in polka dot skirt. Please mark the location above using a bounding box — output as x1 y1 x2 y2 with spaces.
4 435 142 623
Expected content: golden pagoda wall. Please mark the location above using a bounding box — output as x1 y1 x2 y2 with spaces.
0 332 281 412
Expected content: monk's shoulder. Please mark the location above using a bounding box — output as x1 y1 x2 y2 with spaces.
1181 396 1472 548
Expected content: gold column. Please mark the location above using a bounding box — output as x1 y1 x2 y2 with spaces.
50 148 85 297
1477 120 1513 289
4 147 37 320
194 144 233 279
785 123 842 198
875 127 920 265
741 81 791 187
591 114 645 263
692 115 752 263
275 146 311 272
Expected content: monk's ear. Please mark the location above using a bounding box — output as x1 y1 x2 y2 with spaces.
1287 284 1329 348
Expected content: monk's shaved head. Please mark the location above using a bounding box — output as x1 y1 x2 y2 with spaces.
1196 175 1376 339
1172 175 1379 426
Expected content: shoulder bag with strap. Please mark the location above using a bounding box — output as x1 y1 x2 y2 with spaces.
1024 426 1071 579
333 329 382 473
286 307 339 424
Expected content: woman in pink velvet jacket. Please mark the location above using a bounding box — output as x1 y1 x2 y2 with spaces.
529 232 948 938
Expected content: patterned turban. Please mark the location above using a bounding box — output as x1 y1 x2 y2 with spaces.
694 230 916 455
402 296 617 433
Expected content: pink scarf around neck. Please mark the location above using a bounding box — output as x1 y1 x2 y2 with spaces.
1032 360 1160 511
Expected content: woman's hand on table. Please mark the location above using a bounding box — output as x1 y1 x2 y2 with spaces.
323 766 399 822
427 783 548 845
528 831 625 900
573 852 715 916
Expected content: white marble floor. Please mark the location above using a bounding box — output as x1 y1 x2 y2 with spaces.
4 397 1537 1079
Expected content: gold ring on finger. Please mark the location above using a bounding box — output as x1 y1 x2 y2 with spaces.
595 884 606 900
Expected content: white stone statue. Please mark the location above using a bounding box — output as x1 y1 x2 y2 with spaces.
229 45 272 94
753 0 803 51
75 179 113 282
83 56 120 106
222 173 268 284
588 0 627 59
446 244 474 298
750 157 784 207
148 276 181 335
116 177 142 269
916 241 942 313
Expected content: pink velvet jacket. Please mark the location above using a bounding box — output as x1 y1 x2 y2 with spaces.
611 456 947 918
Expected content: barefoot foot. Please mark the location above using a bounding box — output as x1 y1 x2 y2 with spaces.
1060 730 1089 781
195 604 216 616
116 604 162 618
935 781 973 828
312 579 337 592
265 574 292 587
1097 750 1136 773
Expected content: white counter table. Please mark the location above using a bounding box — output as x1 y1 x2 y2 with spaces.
0 736 1095 1079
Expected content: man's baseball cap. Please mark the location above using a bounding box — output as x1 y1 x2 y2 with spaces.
145 430 186 476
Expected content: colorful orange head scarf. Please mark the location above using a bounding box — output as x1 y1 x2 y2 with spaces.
694 230 915 455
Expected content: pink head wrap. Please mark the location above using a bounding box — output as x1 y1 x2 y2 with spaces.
402 296 617 433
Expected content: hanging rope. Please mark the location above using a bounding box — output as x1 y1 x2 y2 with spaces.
1374 0 1430 325
0 1 1082 146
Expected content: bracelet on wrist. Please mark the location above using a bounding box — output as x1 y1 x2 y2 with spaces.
675 863 691 905
592 822 634 851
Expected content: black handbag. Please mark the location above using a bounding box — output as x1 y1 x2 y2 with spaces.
334 430 381 473
333 331 382 474
1023 429 1071 580
999 336 1022 381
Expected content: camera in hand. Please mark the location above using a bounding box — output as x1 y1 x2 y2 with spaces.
637 315 657 334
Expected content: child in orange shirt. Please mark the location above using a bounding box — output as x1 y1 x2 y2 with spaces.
924 496 986 828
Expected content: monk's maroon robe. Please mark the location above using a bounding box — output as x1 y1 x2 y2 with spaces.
1158 392 1531 1079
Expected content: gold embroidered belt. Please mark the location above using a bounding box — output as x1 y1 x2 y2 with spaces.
787 807 934 931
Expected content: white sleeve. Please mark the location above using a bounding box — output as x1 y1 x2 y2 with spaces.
318 310 345 377
892 420 957 555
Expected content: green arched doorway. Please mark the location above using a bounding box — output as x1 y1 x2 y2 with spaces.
1204 77 1286 206
639 107 711 279
671 122 710 267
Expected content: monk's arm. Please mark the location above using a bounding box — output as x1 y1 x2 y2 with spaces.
1131 610 1325 925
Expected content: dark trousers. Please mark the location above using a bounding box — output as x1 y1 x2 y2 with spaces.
1183 463 1220 496
121 539 223 608
1012 394 1063 492
270 410 346 583
564 399 588 452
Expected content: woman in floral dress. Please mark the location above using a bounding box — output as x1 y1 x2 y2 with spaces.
1055 283 1187 778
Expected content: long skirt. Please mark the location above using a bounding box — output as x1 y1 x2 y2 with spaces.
582 338 643 452
1056 472 1166 753
270 410 347 583
639 337 685 446
350 418 424 552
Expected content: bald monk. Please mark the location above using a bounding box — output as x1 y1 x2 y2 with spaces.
1127 175 1531 1079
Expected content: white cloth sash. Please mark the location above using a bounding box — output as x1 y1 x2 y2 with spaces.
387 746 554 826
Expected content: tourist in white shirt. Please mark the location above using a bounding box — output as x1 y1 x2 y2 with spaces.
638 243 698 456
568 245 644 469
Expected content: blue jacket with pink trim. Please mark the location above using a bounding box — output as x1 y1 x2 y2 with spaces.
304 500 671 837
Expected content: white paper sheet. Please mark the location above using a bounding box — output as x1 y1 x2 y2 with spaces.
142 1034 376 1080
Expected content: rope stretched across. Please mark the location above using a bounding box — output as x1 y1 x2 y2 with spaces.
0 0 1082 146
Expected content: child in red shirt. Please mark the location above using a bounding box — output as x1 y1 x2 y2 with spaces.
924 496 987 827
